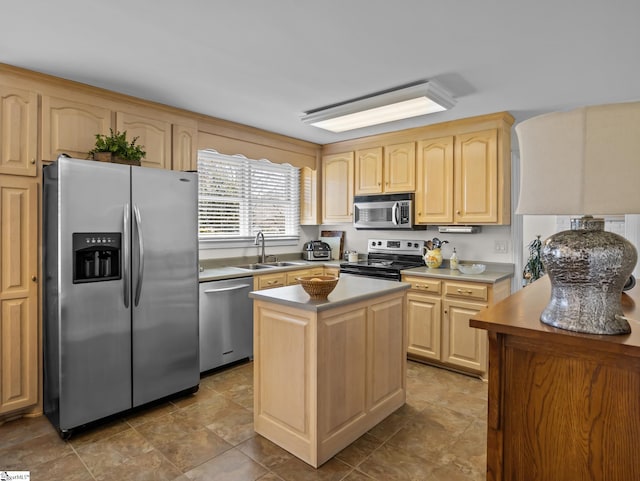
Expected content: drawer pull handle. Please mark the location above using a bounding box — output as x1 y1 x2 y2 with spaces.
457 288 474 294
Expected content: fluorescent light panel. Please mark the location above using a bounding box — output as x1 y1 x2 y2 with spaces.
301 81 455 133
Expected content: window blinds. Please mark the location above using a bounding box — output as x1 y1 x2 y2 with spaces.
198 149 300 240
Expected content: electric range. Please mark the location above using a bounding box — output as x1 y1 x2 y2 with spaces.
339 238 426 281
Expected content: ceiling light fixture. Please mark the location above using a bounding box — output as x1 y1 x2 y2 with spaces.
300 81 456 133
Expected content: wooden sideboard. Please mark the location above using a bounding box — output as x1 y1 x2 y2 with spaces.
471 277 640 481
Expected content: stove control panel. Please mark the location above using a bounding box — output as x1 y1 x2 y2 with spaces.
368 239 425 255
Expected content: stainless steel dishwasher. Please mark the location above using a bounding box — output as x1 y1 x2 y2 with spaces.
199 277 253 372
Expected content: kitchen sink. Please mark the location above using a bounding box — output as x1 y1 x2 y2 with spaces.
259 262 307 267
234 263 276 270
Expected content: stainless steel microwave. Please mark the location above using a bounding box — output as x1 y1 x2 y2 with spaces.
353 193 426 230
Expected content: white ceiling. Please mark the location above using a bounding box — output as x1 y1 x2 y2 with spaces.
3 0 640 145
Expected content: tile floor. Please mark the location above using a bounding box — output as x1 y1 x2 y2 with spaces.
0 360 488 481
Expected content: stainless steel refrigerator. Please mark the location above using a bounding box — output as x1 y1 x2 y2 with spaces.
43 157 199 437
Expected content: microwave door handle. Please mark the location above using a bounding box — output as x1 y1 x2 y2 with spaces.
392 202 399 225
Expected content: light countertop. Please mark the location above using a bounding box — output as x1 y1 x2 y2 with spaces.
199 261 341 282
249 275 410 312
402 264 514 284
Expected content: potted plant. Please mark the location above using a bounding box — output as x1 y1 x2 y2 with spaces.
88 128 146 166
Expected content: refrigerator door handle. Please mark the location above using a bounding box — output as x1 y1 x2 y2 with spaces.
123 204 130 308
133 205 145 306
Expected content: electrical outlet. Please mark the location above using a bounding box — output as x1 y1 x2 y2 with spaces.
495 240 508 254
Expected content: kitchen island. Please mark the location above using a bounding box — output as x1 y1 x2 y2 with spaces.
249 276 409 467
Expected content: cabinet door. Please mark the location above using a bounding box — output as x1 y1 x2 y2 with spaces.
416 136 453 224
384 142 415 193
454 129 498 223
172 123 198 171
42 95 112 161
406 292 441 361
116 111 171 169
0 85 37 176
355 147 383 195
0 176 38 414
442 298 488 373
322 152 354 223
254 272 286 290
300 167 319 225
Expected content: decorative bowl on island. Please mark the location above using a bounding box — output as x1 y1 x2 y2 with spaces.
458 263 486 275
296 275 339 299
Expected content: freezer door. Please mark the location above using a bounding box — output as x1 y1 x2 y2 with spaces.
54 159 132 430
131 167 199 406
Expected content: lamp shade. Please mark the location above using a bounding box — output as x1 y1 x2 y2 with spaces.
516 101 640 215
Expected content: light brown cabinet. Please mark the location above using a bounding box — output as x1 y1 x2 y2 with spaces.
322 152 354 223
0 176 38 415
416 129 501 224
172 123 198 171
416 136 454 224
300 167 319 225
454 129 498 223
402 274 510 376
116 111 172 170
354 143 415 195
255 266 338 290
0 85 38 176
41 95 112 161
285 266 324 285
254 272 287 290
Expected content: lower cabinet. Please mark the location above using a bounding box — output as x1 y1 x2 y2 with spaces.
255 265 339 290
402 274 510 376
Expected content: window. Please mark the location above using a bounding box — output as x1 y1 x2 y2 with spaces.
198 149 300 244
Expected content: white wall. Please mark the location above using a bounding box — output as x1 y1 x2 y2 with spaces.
322 224 514 263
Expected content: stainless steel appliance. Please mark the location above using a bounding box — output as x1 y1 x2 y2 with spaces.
199 277 253 372
339 238 425 281
43 157 199 438
302 240 331 261
353 193 426 230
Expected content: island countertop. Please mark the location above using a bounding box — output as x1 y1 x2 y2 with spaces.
248 275 410 312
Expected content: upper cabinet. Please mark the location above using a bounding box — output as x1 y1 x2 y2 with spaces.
416 136 454 224
322 152 354 223
116 111 171 170
454 129 498 223
300 166 319 225
172 122 198 172
42 95 112 161
0 85 38 176
354 142 415 195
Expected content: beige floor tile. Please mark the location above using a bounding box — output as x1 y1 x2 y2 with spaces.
0 360 489 480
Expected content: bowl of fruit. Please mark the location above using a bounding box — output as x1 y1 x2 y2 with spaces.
296 275 339 299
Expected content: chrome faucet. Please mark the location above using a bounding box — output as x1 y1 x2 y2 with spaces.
254 230 266 263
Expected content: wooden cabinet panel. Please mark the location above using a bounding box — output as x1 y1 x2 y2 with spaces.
416 136 454 223
300 167 319 225
407 292 441 361
286 267 324 285
42 95 112 161
172 123 198 171
319 307 367 437
384 142 415 193
354 147 383 195
322 152 354 223
0 176 38 414
0 85 37 176
442 298 487 372
367 295 405 409
116 111 171 169
454 129 498 223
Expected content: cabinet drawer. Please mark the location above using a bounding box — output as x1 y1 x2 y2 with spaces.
445 281 488 302
255 273 286 290
403 276 442 294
